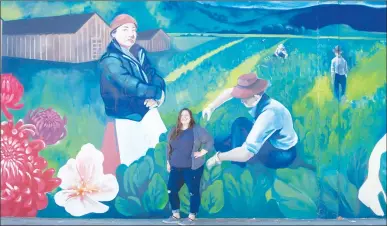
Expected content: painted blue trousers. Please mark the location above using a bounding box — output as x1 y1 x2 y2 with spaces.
334 73 347 100
222 117 297 169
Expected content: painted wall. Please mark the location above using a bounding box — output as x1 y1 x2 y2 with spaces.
1 0 386 220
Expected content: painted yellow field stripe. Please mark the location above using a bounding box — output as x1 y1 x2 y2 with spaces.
192 40 287 113
292 45 386 115
164 38 246 83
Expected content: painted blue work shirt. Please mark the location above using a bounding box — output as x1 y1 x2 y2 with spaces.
243 95 298 155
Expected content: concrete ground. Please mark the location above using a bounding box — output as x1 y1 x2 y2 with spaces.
1 217 386 225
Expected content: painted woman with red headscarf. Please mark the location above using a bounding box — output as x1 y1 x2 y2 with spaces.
98 14 167 172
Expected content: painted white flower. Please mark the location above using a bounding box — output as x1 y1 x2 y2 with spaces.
54 143 119 217
358 134 386 217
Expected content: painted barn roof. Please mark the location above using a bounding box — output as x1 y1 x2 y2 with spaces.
2 13 99 35
137 29 167 40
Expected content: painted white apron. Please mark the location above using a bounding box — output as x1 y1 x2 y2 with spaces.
115 108 167 166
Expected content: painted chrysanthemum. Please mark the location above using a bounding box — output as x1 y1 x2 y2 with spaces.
0 120 61 217
0 73 24 120
24 108 67 145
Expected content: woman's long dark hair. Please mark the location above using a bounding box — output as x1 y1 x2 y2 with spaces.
168 108 196 158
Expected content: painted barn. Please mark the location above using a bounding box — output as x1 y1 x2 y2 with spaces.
136 29 170 52
1 13 111 63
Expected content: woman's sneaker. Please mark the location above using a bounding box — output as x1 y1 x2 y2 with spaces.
162 216 181 224
178 218 196 225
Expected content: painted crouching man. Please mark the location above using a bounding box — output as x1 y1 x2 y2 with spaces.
203 73 314 171
99 14 167 166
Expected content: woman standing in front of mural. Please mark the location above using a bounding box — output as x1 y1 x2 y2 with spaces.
163 108 214 225
99 14 167 167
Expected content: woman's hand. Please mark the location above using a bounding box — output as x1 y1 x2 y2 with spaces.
167 162 171 172
193 152 203 158
194 149 208 158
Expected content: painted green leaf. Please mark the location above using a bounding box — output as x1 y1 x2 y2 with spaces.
123 162 138 195
251 173 271 207
114 196 143 217
210 165 222 182
273 180 318 218
223 173 241 199
240 169 254 206
203 169 210 183
321 170 339 214
153 142 167 168
116 164 128 179
323 171 360 217
115 164 129 195
128 156 155 195
273 168 318 218
223 170 270 212
142 173 168 212
322 192 339 213
201 180 224 214
201 169 210 191
178 184 190 214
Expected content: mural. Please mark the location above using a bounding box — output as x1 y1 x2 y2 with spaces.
1 0 386 220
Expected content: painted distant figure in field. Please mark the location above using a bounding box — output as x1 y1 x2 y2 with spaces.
202 73 311 171
330 45 349 101
274 43 288 59
99 14 167 167
358 134 386 217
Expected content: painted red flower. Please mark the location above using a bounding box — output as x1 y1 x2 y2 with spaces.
0 120 61 217
1 167 61 217
0 120 45 183
24 108 67 145
0 74 24 120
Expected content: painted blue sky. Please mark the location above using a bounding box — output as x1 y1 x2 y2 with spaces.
197 1 387 9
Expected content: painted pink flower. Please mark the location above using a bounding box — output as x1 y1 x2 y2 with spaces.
54 143 119 217
1 120 45 184
0 119 61 217
24 108 67 145
1 73 24 120
1 167 61 217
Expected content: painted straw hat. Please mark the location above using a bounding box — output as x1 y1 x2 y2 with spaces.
231 73 269 99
